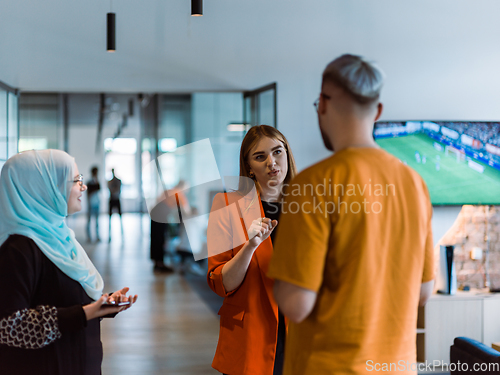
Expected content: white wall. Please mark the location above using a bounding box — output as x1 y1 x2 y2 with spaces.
4 1 500 171
5 0 500 239
432 206 463 247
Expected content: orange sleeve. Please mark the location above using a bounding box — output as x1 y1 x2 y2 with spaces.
267 172 331 292
206 193 245 297
207 249 241 298
422 200 435 283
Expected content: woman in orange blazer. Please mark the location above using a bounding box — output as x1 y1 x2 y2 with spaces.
207 125 297 375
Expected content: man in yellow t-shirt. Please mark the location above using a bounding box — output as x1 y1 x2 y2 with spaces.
268 54 435 375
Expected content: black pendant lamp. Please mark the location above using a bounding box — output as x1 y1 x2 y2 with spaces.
191 0 203 16
107 12 116 52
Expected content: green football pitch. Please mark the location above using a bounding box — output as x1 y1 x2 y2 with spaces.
376 133 500 205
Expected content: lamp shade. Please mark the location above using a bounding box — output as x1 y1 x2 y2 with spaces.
107 12 116 52
191 0 202 16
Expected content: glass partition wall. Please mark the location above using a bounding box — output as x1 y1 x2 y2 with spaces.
17 87 277 217
16 88 276 260
0 81 19 169
18 94 60 152
244 83 277 128
146 93 247 216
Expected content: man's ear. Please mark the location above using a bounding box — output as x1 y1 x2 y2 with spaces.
374 102 383 122
319 95 329 115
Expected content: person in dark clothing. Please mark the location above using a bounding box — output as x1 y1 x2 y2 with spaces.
86 166 101 242
150 219 174 273
0 149 138 375
150 181 190 273
107 168 124 242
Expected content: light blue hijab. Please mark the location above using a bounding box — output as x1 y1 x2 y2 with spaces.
0 149 104 300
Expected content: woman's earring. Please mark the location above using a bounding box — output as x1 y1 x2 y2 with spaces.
249 172 255 178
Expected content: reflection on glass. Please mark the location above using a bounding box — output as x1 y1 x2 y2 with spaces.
158 138 177 152
18 138 48 152
104 138 137 153
258 90 275 127
104 138 138 199
0 90 7 160
157 152 177 188
19 94 59 151
8 92 18 157
244 96 253 126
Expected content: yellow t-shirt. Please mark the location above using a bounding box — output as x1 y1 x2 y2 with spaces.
268 147 434 375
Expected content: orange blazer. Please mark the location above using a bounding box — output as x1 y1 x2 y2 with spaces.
207 192 281 375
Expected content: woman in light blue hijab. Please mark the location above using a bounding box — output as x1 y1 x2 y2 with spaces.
0 149 137 375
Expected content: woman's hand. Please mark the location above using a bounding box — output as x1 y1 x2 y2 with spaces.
83 295 122 321
83 289 138 321
248 217 278 248
220 217 279 293
109 287 138 307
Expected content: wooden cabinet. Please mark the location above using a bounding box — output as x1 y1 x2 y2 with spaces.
417 292 500 363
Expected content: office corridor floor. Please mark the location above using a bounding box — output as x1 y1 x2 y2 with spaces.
68 213 221 375
68 213 450 375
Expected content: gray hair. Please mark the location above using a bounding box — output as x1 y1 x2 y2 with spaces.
322 54 384 105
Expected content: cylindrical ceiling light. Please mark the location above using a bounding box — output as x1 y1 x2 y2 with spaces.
191 0 203 16
107 12 116 52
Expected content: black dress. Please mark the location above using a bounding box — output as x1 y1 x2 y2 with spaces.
261 200 286 375
0 234 102 375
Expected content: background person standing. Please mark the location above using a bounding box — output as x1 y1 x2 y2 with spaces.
107 168 123 242
86 166 101 242
149 180 190 273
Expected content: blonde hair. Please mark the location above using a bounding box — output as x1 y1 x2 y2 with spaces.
238 125 297 197
322 54 385 105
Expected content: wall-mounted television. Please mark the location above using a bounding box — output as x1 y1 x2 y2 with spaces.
373 121 500 205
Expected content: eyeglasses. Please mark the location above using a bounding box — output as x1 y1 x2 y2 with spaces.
73 174 84 186
313 93 331 112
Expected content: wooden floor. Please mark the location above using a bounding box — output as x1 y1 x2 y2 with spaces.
68 213 222 375
68 213 450 375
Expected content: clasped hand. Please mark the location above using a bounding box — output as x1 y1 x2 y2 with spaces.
83 287 138 321
248 217 278 247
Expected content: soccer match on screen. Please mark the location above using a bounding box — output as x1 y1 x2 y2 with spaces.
374 121 500 205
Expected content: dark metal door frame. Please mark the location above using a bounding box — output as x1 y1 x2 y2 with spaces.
243 82 277 129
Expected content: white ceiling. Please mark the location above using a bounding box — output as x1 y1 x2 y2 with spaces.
2 0 500 94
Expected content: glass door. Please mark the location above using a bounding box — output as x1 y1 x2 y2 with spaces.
243 83 277 129
0 81 19 169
